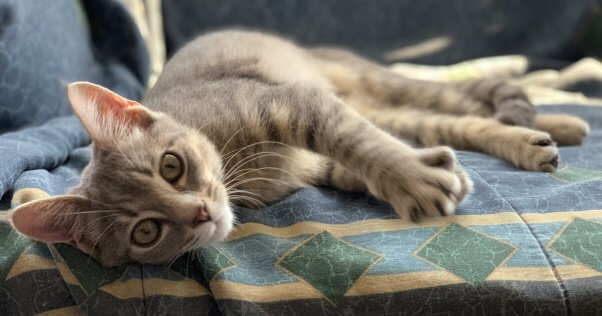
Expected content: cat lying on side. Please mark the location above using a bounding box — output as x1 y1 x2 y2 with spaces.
10 30 589 267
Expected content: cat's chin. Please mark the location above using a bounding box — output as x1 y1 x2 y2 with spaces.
213 206 235 242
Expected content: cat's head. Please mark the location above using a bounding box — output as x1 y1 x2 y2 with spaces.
10 82 233 267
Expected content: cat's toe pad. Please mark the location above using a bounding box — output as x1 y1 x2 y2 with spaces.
416 146 456 171
521 133 559 172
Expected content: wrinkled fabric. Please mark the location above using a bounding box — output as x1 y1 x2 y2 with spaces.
1 105 601 315
0 0 148 134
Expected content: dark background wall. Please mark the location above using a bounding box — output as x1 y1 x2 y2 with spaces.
162 0 602 67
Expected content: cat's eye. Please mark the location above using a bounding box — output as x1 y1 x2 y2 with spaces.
160 153 183 182
131 219 161 247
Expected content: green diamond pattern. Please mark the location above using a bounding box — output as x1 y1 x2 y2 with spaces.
56 244 126 294
416 223 515 284
550 218 602 272
0 222 32 282
551 166 602 183
278 231 381 302
196 246 236 281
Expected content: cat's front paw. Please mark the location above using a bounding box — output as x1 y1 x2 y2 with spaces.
368 147 473 222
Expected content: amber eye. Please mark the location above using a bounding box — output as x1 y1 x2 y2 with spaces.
132 219 161 247
160 153 183 182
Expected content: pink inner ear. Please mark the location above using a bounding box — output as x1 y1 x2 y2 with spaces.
101 95 151 129
68 82 152 131
11 198 83 244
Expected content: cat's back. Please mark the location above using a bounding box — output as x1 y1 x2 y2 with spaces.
146 29 327 104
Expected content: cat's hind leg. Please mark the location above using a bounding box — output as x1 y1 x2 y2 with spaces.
364 108 560 172
309 48 589 145
453 79 590 145
533 113 590 146
310 48 522 120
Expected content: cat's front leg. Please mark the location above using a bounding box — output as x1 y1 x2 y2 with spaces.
257 83 472 220
364 146 472 221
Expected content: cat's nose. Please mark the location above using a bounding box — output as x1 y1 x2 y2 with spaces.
194 206 212 226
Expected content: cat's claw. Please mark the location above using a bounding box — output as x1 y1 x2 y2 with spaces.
368 147 473 222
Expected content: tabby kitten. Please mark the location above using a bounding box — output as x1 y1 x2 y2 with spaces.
10 30 589 267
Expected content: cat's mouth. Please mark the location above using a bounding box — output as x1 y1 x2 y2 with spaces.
190 203 233 248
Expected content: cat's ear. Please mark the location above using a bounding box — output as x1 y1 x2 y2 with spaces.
10 196 92 244
67 81 153 145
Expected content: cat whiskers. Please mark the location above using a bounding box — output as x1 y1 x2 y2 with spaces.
115 144 137 168
226 177 295 193
227 187 262 196
227 189 263 203
222 151 295 182
227 195 265 208
221 140 293 159
162 254 180 274
219 125 248 156
162 235 199 273
224 166 297 188
86 217 121 265
53 209 133 236
75 213 122 234
221 140 294 175
227 189 265 207
196 113 228 133
223 151 289 179
54 209 134 216
224 164 298 207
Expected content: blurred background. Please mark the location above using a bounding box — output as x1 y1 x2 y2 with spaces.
1 0 602 134
161 0 602 66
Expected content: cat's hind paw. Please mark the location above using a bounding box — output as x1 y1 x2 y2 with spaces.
534 113 590 146
512 131 560 172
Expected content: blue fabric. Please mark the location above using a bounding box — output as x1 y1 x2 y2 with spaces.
459 105 602 213
0 0 148 134
1 105 601 315
0 116 88 209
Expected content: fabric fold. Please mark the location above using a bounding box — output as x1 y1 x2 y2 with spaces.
0 115 89 199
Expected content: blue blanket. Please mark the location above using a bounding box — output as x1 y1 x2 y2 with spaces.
1 105 601 315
